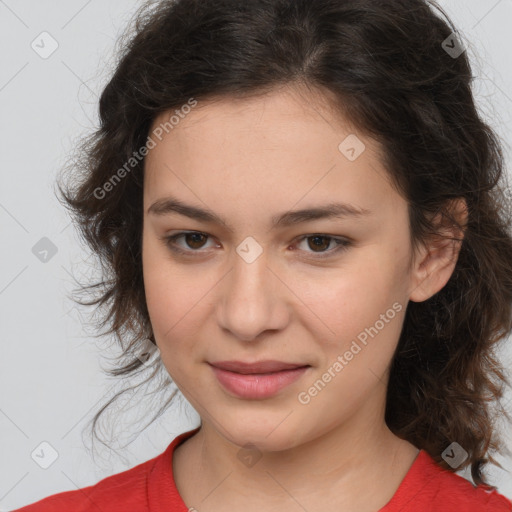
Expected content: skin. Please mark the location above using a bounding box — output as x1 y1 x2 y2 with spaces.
141 83 467 512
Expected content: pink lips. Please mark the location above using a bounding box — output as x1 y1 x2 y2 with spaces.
208 360 310 399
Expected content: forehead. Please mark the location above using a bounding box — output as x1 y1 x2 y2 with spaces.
147 85 362 156
143 85 396 220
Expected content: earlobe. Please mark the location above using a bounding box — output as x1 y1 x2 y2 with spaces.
408 198 467 303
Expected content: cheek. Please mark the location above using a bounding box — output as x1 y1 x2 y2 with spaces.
144 268 199 340
143 271 202 386
294 261 406 413
142 238 219 370
297 260 407 397
298 255 403 342
142 236 190 354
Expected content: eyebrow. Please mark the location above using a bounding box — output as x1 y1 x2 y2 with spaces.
147 196 372 231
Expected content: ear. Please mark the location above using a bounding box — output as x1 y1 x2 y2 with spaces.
408 198 468 303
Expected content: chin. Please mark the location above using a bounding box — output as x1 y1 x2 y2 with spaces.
217 410 306 453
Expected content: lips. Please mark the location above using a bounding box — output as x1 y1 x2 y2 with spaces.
209 361 311 399
208 360 309 374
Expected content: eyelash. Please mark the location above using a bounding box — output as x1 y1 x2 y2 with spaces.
159 231 352 259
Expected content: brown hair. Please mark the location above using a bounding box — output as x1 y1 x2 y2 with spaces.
56 0 512 487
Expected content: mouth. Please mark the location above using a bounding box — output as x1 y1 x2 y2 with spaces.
208 360 311 399
208 360 310 374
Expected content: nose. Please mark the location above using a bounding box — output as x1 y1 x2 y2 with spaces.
216 246 289 342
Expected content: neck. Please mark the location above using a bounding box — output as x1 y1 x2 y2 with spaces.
173 395 420 511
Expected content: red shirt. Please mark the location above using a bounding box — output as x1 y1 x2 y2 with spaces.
13 427 512 511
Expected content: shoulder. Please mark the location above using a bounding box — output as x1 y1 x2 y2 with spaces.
10 449 164 512
383 450 511 512
434 470 511 511
418 451 512 511
11 427 200 512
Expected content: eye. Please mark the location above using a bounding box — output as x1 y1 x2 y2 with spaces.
161 231 216 255
159 231 351 259
294 234 351 258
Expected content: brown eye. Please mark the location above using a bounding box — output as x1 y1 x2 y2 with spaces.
295 234 351 259
306 235 332 252
182 232 208 249
160 231 215 255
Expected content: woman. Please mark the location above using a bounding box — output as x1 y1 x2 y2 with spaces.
15 0 512 510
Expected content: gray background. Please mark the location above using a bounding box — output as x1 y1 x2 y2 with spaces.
1 1 511 509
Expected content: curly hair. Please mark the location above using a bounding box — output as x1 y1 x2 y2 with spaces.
56 0 512 488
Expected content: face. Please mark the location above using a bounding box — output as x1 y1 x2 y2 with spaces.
142 85 421 451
